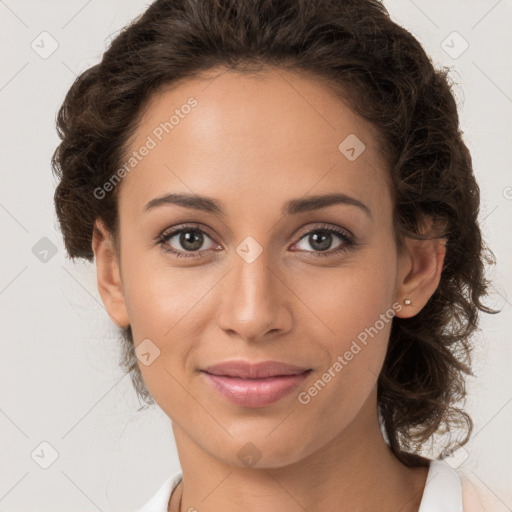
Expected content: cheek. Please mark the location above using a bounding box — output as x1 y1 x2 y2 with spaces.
121 238 200 336
295 290 394 444
117 240 192 375
123 271 200 411
292 248 398 405
293 251 397 349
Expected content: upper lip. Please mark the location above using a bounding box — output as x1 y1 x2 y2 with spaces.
202 360 311 379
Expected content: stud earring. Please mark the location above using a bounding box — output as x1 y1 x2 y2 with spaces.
404 298 412 306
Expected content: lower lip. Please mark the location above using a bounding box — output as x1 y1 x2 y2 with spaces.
201 370 311 408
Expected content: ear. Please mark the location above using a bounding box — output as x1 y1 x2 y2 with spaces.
394 229 447 319
91 218 130 327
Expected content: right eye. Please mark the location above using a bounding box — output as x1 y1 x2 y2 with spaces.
158 224 221 258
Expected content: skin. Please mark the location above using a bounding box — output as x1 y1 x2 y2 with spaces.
92 66 446 512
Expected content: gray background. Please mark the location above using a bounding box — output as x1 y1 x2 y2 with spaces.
1 0 511 510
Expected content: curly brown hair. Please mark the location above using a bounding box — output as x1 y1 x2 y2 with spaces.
52 0 498 467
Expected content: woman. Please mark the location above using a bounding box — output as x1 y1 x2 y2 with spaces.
52 0 500 510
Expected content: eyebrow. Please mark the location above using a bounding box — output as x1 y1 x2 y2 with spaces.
143 192 371 218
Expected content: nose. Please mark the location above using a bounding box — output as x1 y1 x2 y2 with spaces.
216 248 293 342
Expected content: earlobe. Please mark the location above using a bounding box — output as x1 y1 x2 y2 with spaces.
394 236 447 319
91 218 130 327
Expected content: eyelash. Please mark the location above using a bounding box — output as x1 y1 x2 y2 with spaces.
156 223 356 259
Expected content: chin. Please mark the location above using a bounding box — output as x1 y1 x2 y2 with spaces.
206 432 311 470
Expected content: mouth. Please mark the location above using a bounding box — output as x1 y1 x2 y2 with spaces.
200 361 312 407
202 359 312 379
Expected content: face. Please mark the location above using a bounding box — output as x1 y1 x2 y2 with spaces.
93 67 444 469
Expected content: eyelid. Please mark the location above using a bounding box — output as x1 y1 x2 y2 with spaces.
294 222 354 241
159 222 216 242
158 222 354 243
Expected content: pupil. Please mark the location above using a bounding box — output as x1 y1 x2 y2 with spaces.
310 231 331 251
180 230 203 251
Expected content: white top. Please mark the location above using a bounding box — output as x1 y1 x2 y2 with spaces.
137 460 475 512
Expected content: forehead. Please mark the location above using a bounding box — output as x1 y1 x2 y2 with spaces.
117 67 392 221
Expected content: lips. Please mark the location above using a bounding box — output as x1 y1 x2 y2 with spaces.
200 360 312 407
202 360 311 379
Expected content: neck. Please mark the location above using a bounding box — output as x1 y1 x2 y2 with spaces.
170 389 428 512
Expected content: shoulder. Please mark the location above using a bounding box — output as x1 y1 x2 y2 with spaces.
418 459 509 512
137 470 183 512
419 460 464 510
427 456 509 512
459 473 510 512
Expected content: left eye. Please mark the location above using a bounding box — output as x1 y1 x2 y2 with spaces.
293 229 348 253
